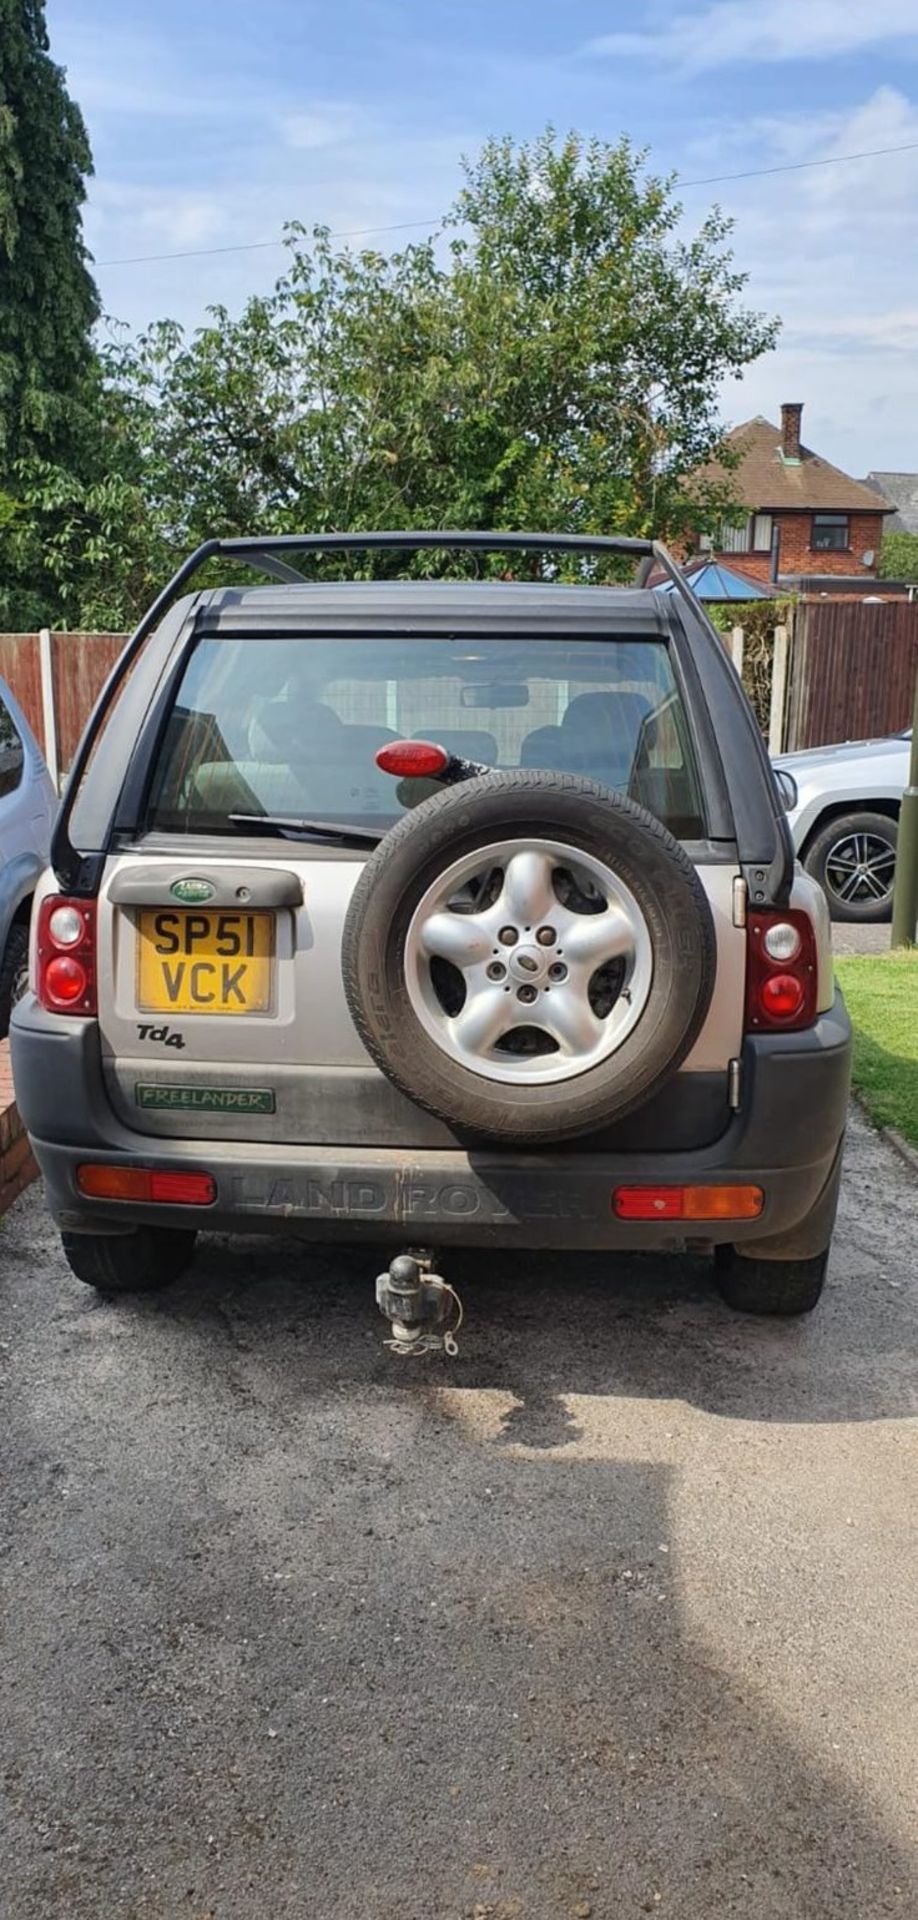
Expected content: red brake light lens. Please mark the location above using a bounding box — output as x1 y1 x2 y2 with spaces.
760 973 805 1020
44 955 89 1004
376 740 449 778
745 909 818 1033
38 897 97 1016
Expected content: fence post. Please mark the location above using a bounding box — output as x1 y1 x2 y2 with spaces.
38 628 60 790
730 625 744 677
768 624 789 755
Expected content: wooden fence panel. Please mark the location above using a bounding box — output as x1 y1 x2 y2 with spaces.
50 632 126 772
786 600 918 750
0 633 43 748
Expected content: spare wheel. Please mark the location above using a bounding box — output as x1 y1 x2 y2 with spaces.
342 772 716 1145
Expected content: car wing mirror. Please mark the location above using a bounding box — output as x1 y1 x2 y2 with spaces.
774 768 798 812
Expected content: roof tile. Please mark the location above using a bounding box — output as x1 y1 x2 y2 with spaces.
700 418 891 514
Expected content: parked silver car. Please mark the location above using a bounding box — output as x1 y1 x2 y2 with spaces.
774 731 910 922
11 531 851 1328
0 678 56 1035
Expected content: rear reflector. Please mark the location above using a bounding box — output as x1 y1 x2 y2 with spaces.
612 1184 764 1221
376 739 449 778
77 1165 216 1206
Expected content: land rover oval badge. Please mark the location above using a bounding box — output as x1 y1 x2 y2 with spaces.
171 877 215 905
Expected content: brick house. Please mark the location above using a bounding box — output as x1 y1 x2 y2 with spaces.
696 404 891 584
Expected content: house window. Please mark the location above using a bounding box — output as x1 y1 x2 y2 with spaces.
717 514 773 554
718 519 751 554
752 513 773 552
812 513 849 552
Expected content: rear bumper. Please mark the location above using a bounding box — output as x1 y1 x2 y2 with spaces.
11 997 852 1254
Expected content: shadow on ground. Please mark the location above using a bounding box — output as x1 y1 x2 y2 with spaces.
122 1189 918 1432
2 1114 916 1917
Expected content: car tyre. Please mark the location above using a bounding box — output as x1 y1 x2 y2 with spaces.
714 1244 828 1316
803 810 898 923
0 922 29 1039
342 771 716 1144
61 1227 198 1296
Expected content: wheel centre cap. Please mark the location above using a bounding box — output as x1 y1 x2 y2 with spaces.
508 945 547 981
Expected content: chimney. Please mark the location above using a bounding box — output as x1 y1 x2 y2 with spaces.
781 402 803 462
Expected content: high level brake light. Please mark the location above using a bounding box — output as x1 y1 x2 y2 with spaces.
376 740 450 778
745 910 818 1033
37 896 97 1016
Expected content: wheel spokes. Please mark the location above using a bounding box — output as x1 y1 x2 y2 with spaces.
558 906 635 967
420 911 493 967
450 991 508 1057
501 850 557 927
833 868 864 901
541 989 605 1056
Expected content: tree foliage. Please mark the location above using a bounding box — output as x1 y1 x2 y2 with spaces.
2 126 779 626
879 529 918 584
0 0 130 626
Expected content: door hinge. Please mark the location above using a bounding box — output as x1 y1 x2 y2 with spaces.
732 875 748 927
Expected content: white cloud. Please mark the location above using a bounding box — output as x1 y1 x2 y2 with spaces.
280 105 359 151
87 183 232 254
702 88 918 467
588 0 918 71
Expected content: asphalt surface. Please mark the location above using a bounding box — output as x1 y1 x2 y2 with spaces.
2 1103 917 1920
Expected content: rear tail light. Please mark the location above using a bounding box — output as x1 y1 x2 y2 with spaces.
613 1184 764 1221
37 896 97 1016
745 909 818 1033
77 1165 216 1206
376 740 450 778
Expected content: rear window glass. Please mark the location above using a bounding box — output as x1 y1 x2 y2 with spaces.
147 634 706 840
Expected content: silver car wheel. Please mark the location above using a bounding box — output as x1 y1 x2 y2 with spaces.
404 837 654 1086
824 828 897 907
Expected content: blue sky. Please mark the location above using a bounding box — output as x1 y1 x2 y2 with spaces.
49 0 918 473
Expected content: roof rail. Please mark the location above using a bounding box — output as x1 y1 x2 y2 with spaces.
50 529 681 891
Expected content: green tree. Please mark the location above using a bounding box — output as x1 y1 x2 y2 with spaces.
0 0 98 470
114 131 777 593
0 0 141 627
880 530 918 584
3 125 781 625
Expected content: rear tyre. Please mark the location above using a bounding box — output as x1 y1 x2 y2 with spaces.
61 1227 198 1296
714 1245 828 1316
803 810 898 923
0 922 29 1039
342 772 716 1144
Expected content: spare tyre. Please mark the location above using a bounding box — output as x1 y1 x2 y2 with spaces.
342 772 716 1145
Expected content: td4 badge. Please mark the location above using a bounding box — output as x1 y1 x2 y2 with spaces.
137 1023 186 1052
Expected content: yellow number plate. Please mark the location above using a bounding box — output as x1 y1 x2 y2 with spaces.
136 911 274 1016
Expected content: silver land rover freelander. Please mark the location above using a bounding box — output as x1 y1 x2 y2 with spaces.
11 532 852 1343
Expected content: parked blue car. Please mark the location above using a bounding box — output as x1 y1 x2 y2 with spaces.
0 679 56 1036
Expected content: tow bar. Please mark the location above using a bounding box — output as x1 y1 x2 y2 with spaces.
375 1250 464 1357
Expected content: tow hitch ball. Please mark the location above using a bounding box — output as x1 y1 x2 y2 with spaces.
375 1251 463 1357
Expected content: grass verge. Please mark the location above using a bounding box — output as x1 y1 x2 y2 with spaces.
835 950 918 1147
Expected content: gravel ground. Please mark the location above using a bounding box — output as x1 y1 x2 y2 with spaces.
2 1103 917 1920
831 923 892 957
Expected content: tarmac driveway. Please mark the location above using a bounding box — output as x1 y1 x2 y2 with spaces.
2 1102 917 1919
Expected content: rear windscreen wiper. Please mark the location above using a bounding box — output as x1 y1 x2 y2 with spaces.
228 813 385 848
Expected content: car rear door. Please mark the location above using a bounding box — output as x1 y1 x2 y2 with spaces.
92 612 748 1150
